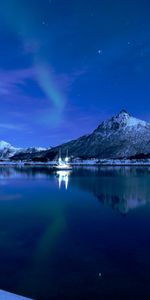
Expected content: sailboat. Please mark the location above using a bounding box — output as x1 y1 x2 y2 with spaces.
54 149 72 170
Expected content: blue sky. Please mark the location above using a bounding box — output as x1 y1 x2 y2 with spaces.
0 0 150 147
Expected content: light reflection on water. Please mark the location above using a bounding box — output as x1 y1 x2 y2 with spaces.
56 170 71 190
0 166 150 214
0 166 150 299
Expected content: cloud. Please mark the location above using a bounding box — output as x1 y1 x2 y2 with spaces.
0 62 87 133
0 64 86 97
52 67 88 92
0 123 24 131
0 67 35 96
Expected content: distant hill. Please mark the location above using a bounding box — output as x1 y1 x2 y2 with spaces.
0 140 50 160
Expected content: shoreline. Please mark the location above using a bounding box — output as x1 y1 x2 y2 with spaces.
0 160 150 167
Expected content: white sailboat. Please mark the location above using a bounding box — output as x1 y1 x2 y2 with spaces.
54 149 72 170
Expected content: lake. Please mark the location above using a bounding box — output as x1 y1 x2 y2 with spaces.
0 166 150 299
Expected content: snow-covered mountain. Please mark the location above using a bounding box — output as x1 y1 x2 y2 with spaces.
41 109 150 159
10 110 150 161
0 141 20 159
0 141 49 160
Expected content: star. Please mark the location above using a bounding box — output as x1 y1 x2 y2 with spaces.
98 49 102 55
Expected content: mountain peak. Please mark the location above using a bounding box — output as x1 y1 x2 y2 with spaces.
11 110 150 161
117 109 130 117
0 140 12 149
95 109 149 134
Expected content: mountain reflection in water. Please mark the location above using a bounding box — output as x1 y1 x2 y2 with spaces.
0 166 150 299
71 167 149 214
0 166 149 214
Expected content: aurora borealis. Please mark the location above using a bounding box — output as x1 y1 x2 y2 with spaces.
0 0 150 147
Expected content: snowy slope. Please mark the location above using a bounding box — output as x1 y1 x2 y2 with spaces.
0 141 50 160
10 110 150 161
42 109 150 159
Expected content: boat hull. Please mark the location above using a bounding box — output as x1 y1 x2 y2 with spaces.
53 165 72 170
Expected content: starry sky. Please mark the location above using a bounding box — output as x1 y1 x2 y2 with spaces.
0 0 150 147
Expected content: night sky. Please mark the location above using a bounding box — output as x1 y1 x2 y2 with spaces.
0 0 150 147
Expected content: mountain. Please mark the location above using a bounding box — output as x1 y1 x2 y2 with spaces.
11 110 150 161
0 141 50 160
39 109 150 160
0 141 20 159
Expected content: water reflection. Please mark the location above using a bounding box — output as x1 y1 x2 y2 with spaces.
72 167 150 214
0 166 149 214
0 166 149 299
56 170 71 190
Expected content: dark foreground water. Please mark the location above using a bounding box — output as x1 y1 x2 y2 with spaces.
0 166 150 299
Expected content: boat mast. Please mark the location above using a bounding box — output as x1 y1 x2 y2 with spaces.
59 148 62 163
65 149 69 163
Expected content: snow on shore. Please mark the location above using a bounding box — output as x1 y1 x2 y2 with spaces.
0 158 150 166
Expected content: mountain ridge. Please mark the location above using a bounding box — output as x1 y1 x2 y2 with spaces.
11 110 150 161
0 141 51 160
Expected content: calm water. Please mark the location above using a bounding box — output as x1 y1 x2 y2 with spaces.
0 166 150 299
